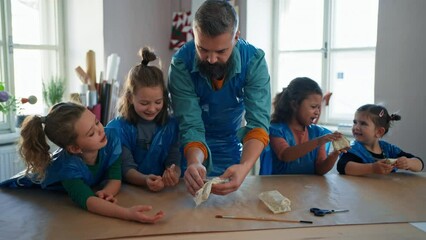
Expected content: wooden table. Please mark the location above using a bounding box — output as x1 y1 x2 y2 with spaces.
137 223 425 240
1 172 425 239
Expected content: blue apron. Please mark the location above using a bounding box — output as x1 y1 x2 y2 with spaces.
347 140 401 172
260 123 331 175
1 127 121 190
176 39 256 176
107 117 179 176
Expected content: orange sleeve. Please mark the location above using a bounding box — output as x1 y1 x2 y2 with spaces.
243 128 269 147
184 142 208 161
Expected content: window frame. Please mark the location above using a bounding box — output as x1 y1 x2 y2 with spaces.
0 0 65 135
272 0 378 126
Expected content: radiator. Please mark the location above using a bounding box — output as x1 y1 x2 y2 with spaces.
0 144 25 182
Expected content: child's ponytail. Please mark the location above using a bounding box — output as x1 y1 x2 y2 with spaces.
19 115 51 180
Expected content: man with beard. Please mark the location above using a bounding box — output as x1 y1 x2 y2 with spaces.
168 0 271 196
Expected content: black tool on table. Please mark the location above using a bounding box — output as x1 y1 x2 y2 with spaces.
310 208 349 217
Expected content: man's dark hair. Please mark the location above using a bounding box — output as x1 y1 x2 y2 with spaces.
193 0 239 37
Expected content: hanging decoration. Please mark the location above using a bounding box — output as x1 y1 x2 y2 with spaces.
169 11 193 50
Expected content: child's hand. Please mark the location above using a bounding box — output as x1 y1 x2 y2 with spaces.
96 190 118 203
318 132 343 146
162 164 180 187
329 147 350 157
335 146 351 154
372 160 393 174
146 174 165 192
126 205 165 224
394 157 409 170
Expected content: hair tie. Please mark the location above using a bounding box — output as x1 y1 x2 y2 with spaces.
40 116 47 124
141 59 149 66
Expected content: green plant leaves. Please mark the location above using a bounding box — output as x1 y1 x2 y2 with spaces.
42 76 66 107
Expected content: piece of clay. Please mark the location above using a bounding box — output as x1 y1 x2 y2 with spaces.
258 190 291 214
194 177 229 206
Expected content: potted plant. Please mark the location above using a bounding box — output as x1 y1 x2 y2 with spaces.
42 76 66 108
1 82 24 128
0 91 17 114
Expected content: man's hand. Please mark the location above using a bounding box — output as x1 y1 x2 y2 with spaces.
211 164 248 195
184 162 206 196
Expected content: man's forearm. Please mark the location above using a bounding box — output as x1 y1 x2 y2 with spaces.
185 146 206 165
240 139 265 173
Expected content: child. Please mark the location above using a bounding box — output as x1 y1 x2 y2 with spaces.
337 104 424 175
260 77 348 175
0 102 164 223
107 47 181 192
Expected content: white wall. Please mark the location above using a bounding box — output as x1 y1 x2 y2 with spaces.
65 0 191 91
375 0 426 163
64 0 104 97
103 0 191 86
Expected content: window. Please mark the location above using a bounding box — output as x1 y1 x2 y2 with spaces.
0 0 64 133
275 0 379 125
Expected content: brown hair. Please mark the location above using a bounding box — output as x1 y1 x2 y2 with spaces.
271 77 323 123
117 46 170 125
356 104 401 135
19 102 86 180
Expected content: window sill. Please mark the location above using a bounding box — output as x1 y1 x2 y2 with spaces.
0 129 20 145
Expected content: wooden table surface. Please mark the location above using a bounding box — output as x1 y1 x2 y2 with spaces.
135 223 426 240
1 172 425 239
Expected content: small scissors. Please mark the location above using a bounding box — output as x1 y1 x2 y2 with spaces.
310 208 349 217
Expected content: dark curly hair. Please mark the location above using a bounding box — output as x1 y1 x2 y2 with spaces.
271 77 323 123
